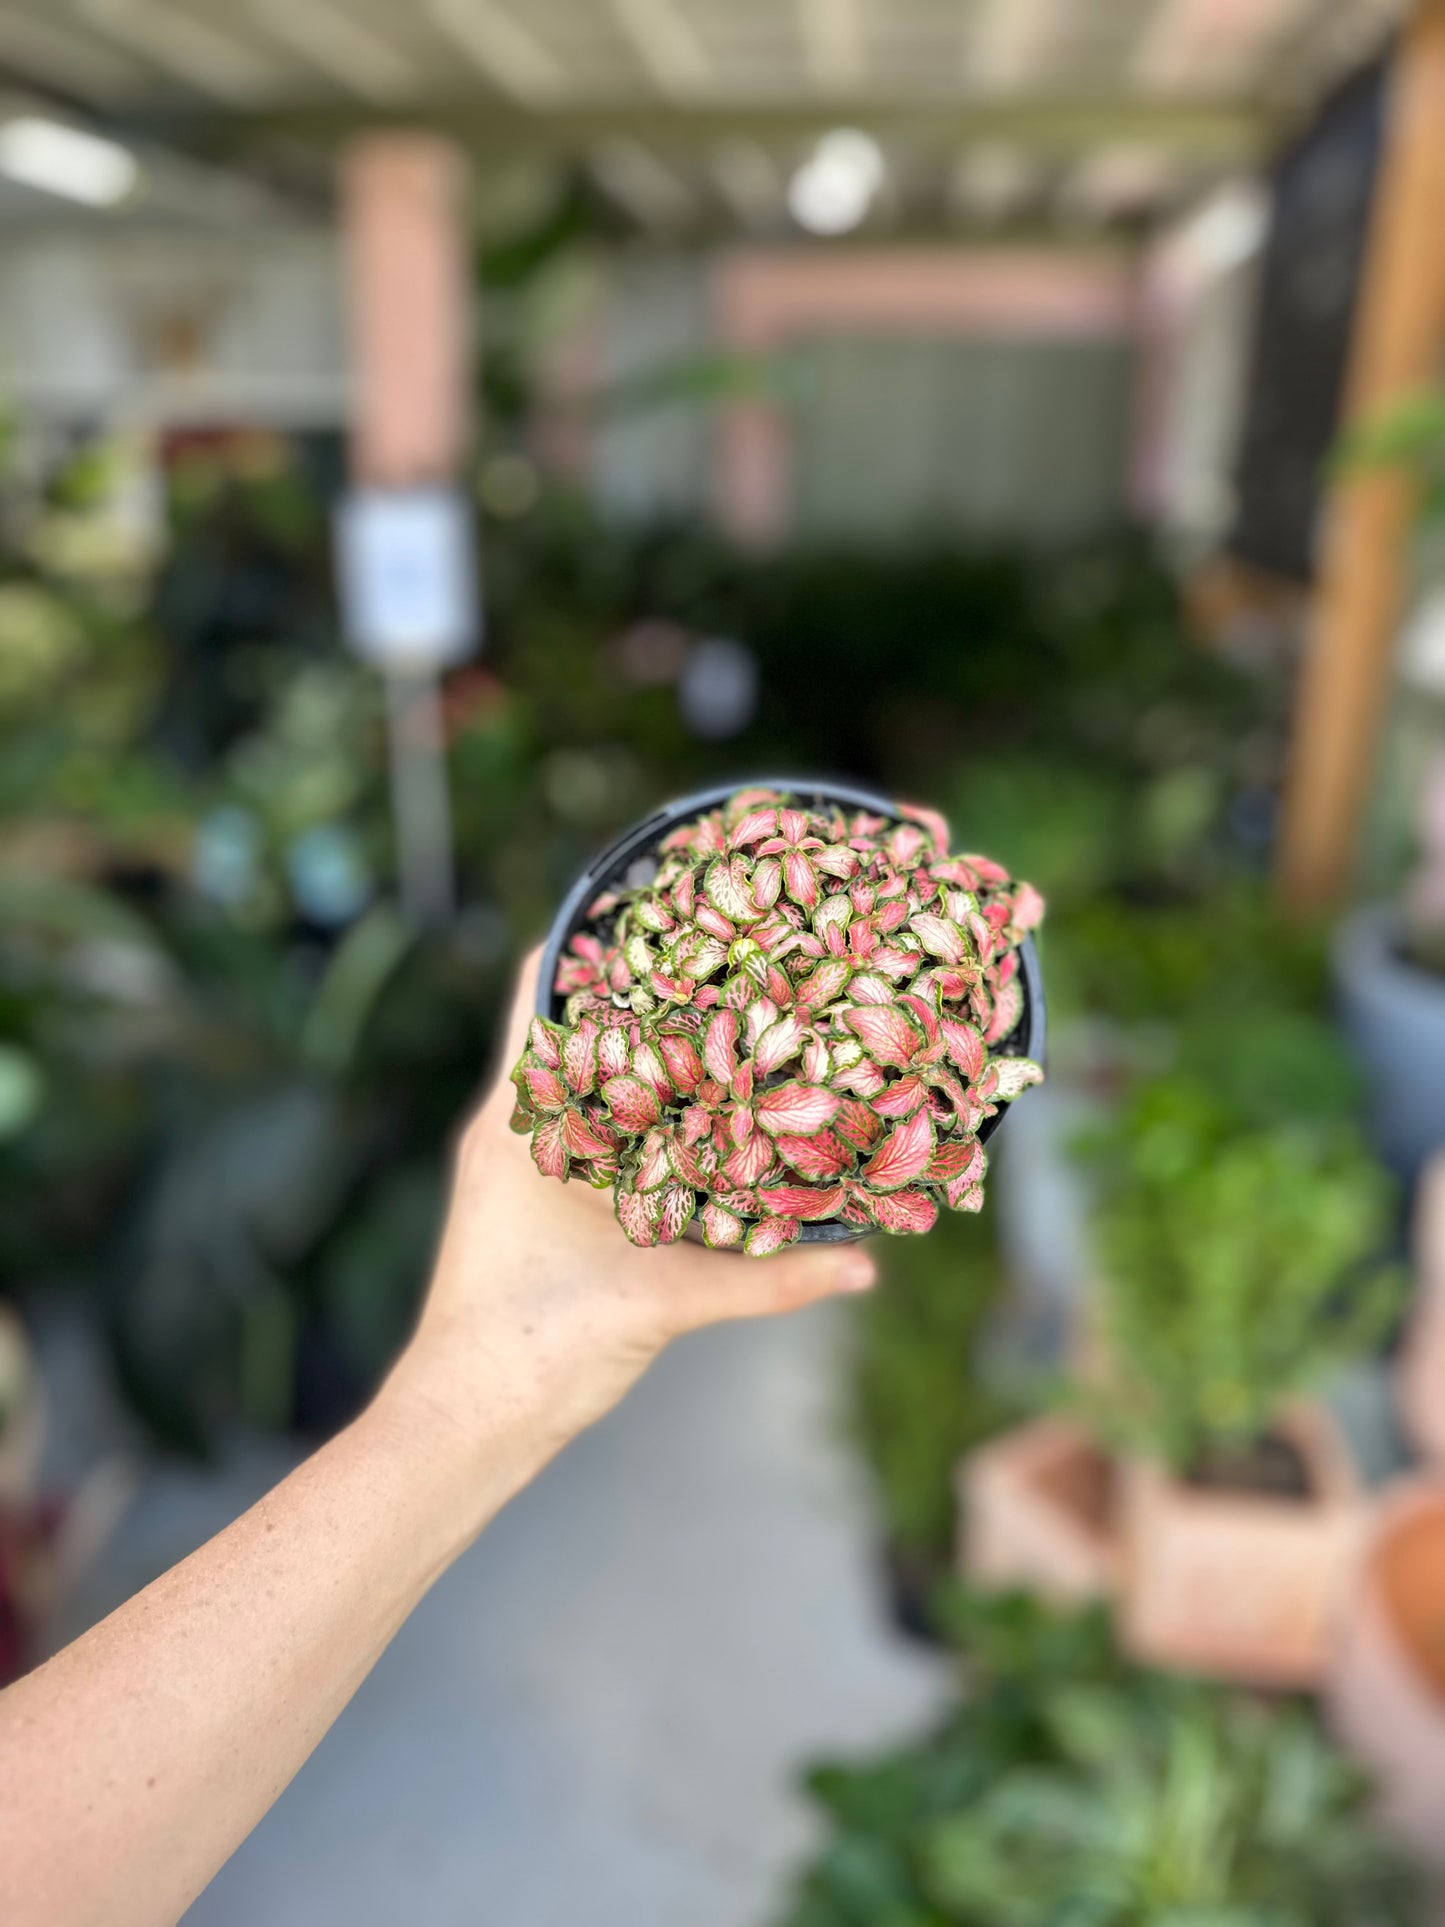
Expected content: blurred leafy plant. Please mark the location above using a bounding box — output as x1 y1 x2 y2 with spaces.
781 1595 1419 1927
1079 1078 1401 1474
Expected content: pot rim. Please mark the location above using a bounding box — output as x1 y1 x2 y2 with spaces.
536 774 1047 1246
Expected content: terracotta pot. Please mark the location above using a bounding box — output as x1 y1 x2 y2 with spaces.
1328 1476 1445 1863
1119 1402 1364 1687
1396 1151 1445 1463
958 1415 1120 1607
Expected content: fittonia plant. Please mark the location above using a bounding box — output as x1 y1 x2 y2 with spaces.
511 787 1044 1256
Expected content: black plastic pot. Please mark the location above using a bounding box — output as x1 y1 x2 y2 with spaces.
538 777 1047 1244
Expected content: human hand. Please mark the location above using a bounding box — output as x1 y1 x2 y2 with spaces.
382 949 877 1502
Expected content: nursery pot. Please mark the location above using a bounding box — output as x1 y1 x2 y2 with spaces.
1118 1402 1365 1688
539 778 1047 1246
1334 906 1445 1186
959 1415 1120 1608
1328 1475 1445 1865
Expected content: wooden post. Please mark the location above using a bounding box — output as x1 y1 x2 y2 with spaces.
1277 2 1445 910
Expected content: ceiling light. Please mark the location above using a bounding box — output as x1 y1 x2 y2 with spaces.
787 128 884 237
0 117 138 207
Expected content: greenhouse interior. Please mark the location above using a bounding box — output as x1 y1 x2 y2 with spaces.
5 0 1445 1921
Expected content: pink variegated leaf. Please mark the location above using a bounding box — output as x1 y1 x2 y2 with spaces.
703 1007 740 1086
705 855 756 924
672 870 696 919
531 1115 568 1180
899 800 951 852
897 992 940 1050
886 823 928 867
783 850 819 909
730 1100 755 1146
758 1183 846 1221
650 971 692 1003
866 1187 938 1236
729 806 778 848
670 1136 709 1189
658 1032 704 1094
524 1065 567 1113
875 896 910 930
909 913 967 964
753 1012 804 1077
756 1082 843 1136
635 1127 674 1191
776 1130 852 1180
927 1137 985 1185
509 1102 532 1135
631 1042 673 1101
602 1074 661 1133
709 1187 759 1214
633 896 675 935
701 1201 744 1250
694 904 736 943
848 921 879 962
871 946 922 983
938 1016 986 1082
861 1107 934 1192
872 1075 927 1119
848 972 893 1005
724 1131 776 1187
985 978 1023 1045
844 1004 924 1070
616 1184 663 1248
831 1057 886 1099
813 845 860 880
743 995 781 1049
944 1175 986 1213
695 985 722 1008
562 1108 619 1162
779 807 810 844
802 1035 832 1084
842 1193 873 1228
834 1099 884 1153
562 1020 599 1097
681 1104 711 1145
849 881 876 917
528 1018 564 1070
989 1056 1044 1100
794 958 852 1009
598 1027 631 1081
751 857 783 911
732 1060 756 1104
744 1214 801 1258
657 1182 696 1244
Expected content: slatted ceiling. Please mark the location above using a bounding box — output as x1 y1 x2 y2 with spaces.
0 0 1409 236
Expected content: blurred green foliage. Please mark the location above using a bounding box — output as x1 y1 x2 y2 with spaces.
1079 1077 1401 1473
850 1205 1011 1569
781 1596 1419 1927
0 406 1296 1447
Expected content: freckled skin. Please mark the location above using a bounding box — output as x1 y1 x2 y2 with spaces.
0 950 875 1927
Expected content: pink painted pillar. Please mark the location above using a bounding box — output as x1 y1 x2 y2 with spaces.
340 133 471 486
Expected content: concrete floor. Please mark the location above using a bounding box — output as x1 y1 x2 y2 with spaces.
57 1301 949 1927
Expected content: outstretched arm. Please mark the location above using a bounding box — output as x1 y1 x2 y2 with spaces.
0 951 876 1927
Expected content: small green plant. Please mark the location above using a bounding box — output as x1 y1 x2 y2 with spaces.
781 1596 1420 1927
511 787 1044 1253
1081 1078 1401 1475
850 1204 1011 1566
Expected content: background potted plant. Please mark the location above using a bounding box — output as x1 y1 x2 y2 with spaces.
1330 1473 1445 1867
1082 1075 1400 1685
780 1594 1420 1927
511 781 1045 1254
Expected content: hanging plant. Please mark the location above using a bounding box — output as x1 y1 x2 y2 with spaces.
510 784 1044 1255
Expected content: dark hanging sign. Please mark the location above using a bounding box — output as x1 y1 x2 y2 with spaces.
1229 56 1388 582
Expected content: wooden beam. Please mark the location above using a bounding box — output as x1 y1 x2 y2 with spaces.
126 93 1266 167
1278 1 1445 909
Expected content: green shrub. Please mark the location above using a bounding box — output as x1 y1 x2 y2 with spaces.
781 1596 1419 1927
1081 1077 1401 1473
849 1205 1010 1563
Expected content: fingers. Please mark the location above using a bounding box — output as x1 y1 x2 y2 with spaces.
664 1238 877 1333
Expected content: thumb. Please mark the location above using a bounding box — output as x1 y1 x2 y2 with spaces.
671 1239 877 1332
